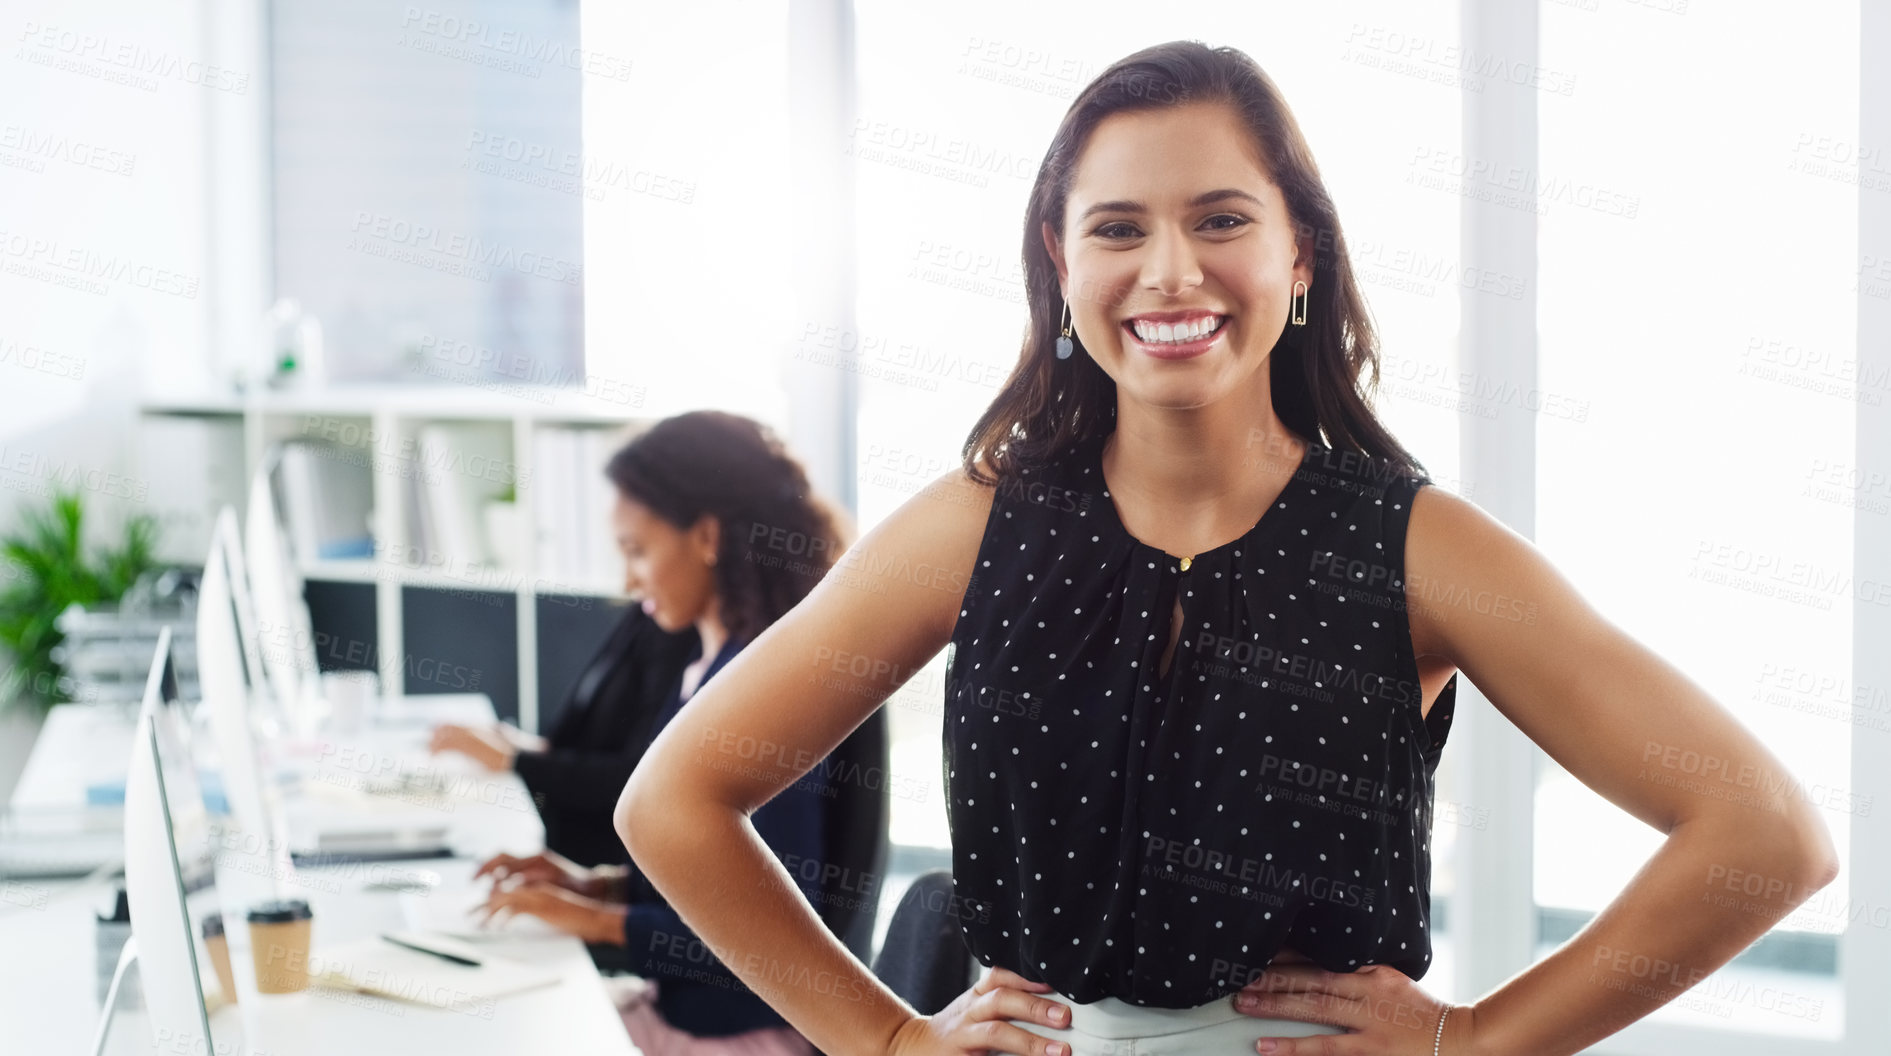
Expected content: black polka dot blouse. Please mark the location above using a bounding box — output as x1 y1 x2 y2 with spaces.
943 428 1459 1008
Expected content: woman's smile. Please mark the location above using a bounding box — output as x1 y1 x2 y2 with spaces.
1119 311 1231 360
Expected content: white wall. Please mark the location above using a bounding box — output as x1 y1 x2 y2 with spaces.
0 0 252 789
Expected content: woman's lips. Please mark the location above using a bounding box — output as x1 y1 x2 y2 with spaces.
1121 317 1226 359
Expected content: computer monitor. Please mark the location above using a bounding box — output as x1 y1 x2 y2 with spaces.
213 506 272 714
245 459 324 726
112 628 224 1056
201 514 297 901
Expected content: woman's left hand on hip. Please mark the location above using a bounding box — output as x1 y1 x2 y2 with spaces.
1232 961 1473 1054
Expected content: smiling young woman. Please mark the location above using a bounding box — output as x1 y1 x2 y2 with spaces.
614 39 1839 1056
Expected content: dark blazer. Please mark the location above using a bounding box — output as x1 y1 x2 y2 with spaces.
599 633 892 1038
511 605 700 868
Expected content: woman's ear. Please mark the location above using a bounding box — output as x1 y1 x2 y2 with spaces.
1290 232 1312 289
691 514 721 566
1040 220 1066 287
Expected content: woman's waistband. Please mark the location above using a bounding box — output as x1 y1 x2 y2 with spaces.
1042 989 1346 1040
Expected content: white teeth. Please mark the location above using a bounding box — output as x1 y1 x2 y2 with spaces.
1131 315 1223 344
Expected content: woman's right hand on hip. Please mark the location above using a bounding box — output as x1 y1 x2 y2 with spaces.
886 965 1073 1056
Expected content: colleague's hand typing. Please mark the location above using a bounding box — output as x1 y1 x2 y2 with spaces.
478 879 628 945
491 722 550 754
428 722 520 771
474 849 621 900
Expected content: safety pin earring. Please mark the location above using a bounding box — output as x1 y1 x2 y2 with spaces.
1055 298 1075 359
1290 280 1309 326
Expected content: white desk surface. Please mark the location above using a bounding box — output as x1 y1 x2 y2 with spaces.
0 860 637 1056
7 695 523 851
7 698 140 813
8 694 497 810
0 695 639 1056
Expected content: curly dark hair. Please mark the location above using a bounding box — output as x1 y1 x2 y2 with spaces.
604 410 853 645
962 38 1429 486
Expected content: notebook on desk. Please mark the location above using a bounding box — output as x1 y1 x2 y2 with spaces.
311 932 563 1011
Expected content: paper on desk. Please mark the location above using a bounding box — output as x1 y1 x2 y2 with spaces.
310 933 562 1011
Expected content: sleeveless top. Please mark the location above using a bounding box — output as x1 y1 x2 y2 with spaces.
942 428 1458 1008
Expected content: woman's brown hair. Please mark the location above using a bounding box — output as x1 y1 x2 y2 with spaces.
961 39 1429 485
605 410 853 644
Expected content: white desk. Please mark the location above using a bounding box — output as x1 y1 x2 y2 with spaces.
5 695 531 862
7 699 140 813
0 696 639 1056
0 860 637 1056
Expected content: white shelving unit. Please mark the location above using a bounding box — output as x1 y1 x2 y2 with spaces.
140 383 657 732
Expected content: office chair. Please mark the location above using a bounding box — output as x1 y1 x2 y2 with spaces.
814 707 891 964
590 707 894 1052
869 869 979 1017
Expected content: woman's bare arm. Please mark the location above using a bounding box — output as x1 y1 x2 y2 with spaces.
1404 485 1841 1056
614 464 1039 1056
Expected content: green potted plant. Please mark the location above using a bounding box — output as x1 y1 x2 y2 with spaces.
0 487 160 715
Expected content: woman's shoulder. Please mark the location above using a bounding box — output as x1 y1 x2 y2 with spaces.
835 456 1000 641
897 454 1001 537
914 454 1003 560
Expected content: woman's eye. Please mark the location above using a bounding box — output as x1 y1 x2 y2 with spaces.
1092 215 1249 239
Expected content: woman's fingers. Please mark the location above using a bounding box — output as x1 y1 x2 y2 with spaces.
967 968 1070 1048
976 984 1072 1034
978 965 1054 994
481 883 554 930
959 1016 1066 1056
491 854 557 885
473 853 522 881
473 891 509 927
1237 985 1354 1032
1239 964 1334 996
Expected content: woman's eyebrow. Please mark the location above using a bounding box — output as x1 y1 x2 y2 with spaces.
1076 188 1265 223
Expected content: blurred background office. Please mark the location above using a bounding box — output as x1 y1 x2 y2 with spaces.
0 1 1887 1054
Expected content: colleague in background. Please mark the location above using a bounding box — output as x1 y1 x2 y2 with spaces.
461 410 887 1056
428 602 697 868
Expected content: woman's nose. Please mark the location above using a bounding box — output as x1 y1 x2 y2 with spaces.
1141 225 1204 295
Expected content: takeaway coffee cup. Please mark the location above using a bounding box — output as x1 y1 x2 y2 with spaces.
201 912 238 1005
247 898 314 993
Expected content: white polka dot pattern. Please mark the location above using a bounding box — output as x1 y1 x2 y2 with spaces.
941 429 1458 1007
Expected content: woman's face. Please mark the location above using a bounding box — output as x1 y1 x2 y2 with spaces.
1042 100 1310 410
611 490 719 633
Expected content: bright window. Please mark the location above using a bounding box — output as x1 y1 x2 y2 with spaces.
1534 0 1857 1038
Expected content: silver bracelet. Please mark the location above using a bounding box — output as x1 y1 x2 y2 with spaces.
1434 1004 1452 1056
